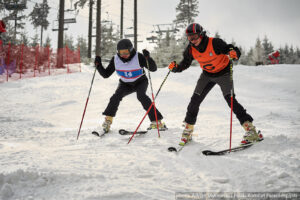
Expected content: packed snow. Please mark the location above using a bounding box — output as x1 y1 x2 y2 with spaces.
0 63 299 200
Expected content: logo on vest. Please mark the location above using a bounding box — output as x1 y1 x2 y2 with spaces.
209 52 213 56
124 71 133 77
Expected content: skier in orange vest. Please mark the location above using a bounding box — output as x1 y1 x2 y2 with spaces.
169 23 263 146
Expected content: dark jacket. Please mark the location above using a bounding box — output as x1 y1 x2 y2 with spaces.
177 36 241 77
96 50 157 85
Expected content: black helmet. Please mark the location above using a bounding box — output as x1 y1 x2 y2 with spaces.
185 23 205 36
117 39 134 53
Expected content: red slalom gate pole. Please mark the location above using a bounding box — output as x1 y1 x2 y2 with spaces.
128 102 154 144
128 69 171 144
77 66 97 140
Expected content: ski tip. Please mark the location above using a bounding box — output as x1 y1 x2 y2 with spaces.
91 131 100 137
202 150 227 156
168 147 177 152
202 150 215 156
119 129 126 135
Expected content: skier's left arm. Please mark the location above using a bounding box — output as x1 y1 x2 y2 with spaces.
212 38 241 60
94 56 115 78
138 50 157 72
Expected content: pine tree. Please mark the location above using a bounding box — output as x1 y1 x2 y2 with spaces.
281 44 290 64
295 47 300 64
252 37 264 65
44 36 51 48
29 0 50 46
262 35 274 64
174 0 199 28
76 36 88 58
289 45 296 64
3 9 26 44
247 48 254 66
238 46 248 65
64 34 75 50
100 23 118 60
30 33 40 47
20 32 30 46
152 32 183 67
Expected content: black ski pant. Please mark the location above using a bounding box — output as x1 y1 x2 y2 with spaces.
184 72 253 125
103 78 163 122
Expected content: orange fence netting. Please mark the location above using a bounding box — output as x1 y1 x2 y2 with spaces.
0 44 81 83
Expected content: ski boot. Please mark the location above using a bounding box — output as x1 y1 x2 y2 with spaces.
241 121 264 145
102 116 113 133
147 120 168 131
179 123 194 146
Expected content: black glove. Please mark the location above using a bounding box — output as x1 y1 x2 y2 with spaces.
142 49 150 58
94 56 102 66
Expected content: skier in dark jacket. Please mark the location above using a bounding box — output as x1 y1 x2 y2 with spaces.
169 23 263 146
94 39 167 133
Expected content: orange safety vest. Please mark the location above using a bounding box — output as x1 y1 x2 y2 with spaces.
191 37 229 73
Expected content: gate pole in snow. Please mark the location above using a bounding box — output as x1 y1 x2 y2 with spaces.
47 46 50 75
20 44 24 79
128 69 171 144
34 45 37 77
78 47 81 72
66 46 70 73
6 43 11 82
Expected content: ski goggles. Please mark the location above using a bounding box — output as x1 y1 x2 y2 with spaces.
187 34 200 42
118 49 130 56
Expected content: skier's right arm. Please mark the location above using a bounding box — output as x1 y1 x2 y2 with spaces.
94 56 115 78
168 45 193 73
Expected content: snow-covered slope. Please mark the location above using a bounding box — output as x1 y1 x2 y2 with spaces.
0 64 299 200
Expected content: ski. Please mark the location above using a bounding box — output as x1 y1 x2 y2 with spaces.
118 129 147 135
168 145 185 153
91 131 108 138
202 143 253 156
168 141 190 153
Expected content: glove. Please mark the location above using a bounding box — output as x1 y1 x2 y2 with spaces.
168 61 179 72
142 49 150 58
229 49 238 60
94 56 102 66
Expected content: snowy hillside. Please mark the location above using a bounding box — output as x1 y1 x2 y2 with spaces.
0 64 299 200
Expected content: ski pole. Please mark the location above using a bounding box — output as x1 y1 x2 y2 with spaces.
146 59 160 138
155 70 171 99
128 69 171 144
229 58 234 152
77 66 97 140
